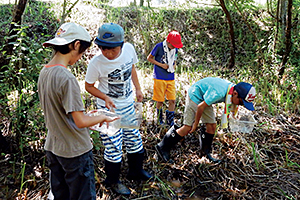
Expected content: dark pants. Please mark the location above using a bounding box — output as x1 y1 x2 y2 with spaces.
46 150 96 200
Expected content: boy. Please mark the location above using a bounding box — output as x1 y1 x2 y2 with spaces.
85 23 152 195
38 22 119 200
147 30 183 126
155 77 256 163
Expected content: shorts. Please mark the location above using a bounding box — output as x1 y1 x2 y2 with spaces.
183 95 216 126
153 79 176 102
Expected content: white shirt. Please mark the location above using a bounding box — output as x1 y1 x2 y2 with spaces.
85 43 138 108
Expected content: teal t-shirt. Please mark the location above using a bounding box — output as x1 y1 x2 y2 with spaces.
188 77 232 105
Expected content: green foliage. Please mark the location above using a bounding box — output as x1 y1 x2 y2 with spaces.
1 1 299 161
1 24 49 142
0 1 60 196
90 130 104 151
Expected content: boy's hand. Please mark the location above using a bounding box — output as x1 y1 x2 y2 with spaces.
136 90 143 102
161 63 169 70
104 96 116 110
100 115 120 128
189 122 198 133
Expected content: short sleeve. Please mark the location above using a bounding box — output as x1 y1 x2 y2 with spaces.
127 43 138 64
85 59 99 84
150 43 160 57
61 77 85 114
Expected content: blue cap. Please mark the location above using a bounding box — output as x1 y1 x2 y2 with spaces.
94 23 124 48
234 82 256 111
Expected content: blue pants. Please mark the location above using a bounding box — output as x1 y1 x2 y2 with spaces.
98 103 144 163
46 150 96 200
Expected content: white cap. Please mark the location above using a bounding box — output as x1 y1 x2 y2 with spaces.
43 22 91 47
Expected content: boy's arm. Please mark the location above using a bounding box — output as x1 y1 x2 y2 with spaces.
190 101 209 133
71 111 119 129
131 64 143 102
147 54 169 70
85 81 116 110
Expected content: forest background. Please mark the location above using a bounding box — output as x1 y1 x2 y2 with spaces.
0 0 299 199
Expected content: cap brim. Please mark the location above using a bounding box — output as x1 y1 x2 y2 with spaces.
242 99 255 111
94 38 123 48
43 38 71 47
173 43 183 48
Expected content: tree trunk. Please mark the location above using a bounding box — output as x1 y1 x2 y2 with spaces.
140 0 144 6
280 0 287 41
0 0 28 71
273 0 280 53
0 0 27 152
279 0 292 76
219 0 235 68
6 0 28 56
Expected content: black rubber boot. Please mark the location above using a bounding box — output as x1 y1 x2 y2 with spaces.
166 110 175 126
199 130 221 164
155 124 183 162
127 149 153 181
104 160 131 195
157 108 164 125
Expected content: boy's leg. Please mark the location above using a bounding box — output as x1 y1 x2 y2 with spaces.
104 160 131 195
167 99 176 111
199 124 221 163
47 150 97 200
166 80 176 126
156 94 195 162
166 100 175 126
46 151 70 200
99 128 131 195
156 102 164 125
156 124 185 162
206 123 217 134
199 108 221 163
120 103 151 180
166 109 175 126
66 150 96 200
100 128 123 163
153 79 167 125
126 148 153 181
176 125 192 137
124 128 152 180
156 101 164 110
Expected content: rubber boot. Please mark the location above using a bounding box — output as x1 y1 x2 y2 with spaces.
155 124 182 162
157 108 164 125
104 160 131 195
166 110 175 126
127 149 153 181
199 131 221 164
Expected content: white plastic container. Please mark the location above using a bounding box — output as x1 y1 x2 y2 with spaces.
88 109 121 136
229 114 257 133
119 102 143 129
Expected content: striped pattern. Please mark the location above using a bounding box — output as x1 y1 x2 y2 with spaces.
98 103 144 163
